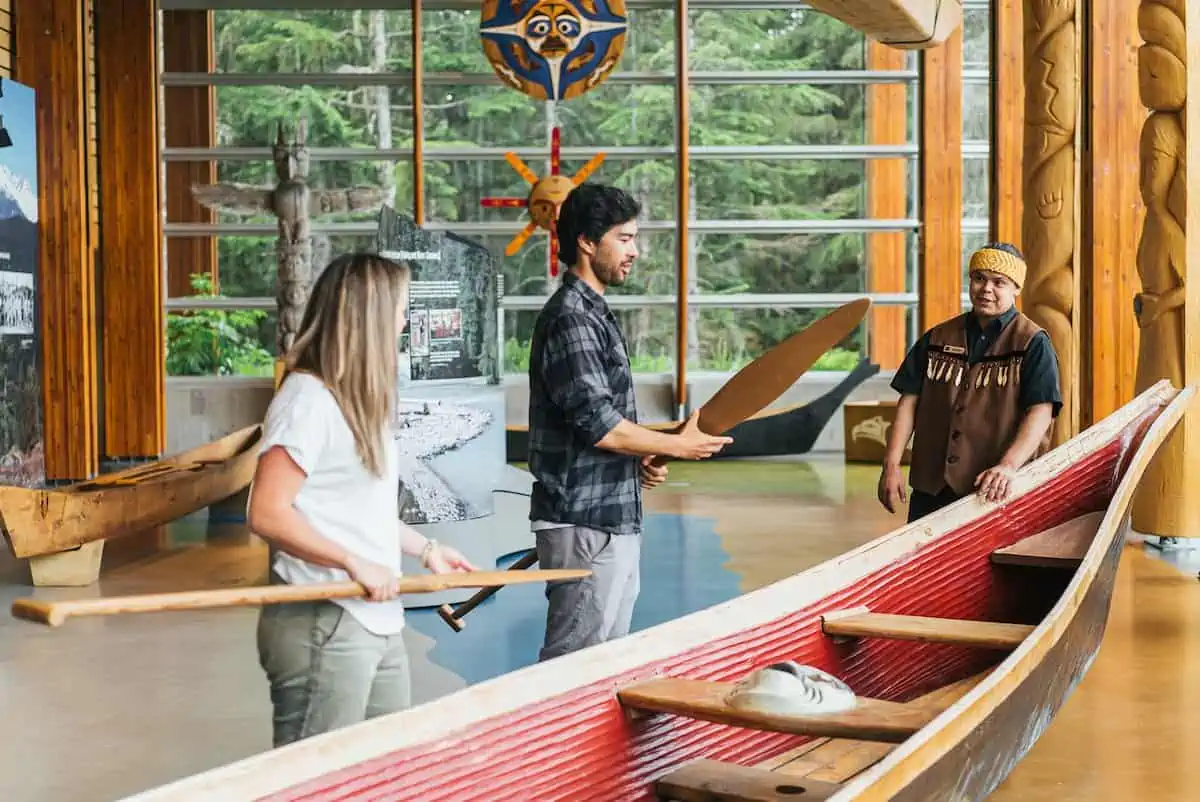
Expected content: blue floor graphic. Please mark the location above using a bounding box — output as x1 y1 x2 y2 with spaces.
406 512 742 686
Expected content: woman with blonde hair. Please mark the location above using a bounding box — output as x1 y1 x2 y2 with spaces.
248 251 476 747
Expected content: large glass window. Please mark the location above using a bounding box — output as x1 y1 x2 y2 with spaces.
158 1 983 382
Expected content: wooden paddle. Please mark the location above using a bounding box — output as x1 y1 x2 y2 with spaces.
649 297 872 467
439 297 872 632
10 568 589 628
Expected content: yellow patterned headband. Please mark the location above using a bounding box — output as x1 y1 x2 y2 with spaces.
969 247 1026 288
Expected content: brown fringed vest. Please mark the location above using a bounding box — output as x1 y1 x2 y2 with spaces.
908 311 1050 496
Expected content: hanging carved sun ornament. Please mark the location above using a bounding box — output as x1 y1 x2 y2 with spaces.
481 127 606 277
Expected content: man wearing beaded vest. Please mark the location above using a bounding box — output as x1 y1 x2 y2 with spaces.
877 242 1062 522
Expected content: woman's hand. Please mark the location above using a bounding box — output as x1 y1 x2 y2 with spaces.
344 554 400 601
424 543 479 574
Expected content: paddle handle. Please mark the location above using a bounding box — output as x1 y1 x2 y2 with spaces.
11 568 589 627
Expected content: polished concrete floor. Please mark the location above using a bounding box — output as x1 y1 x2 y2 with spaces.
1 456 1199 800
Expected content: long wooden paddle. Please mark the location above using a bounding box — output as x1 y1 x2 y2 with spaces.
440 297 872 632
649 297 871 467
11 568 589 628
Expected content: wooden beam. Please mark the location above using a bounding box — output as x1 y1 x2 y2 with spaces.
866 42 908 369
15 0 100 481
411 0 425 225
617 677 934 743
95 0 165 460
918 30 963 333
990 0 1023 245
656 759 841 802
1131 0 1200 537
674 0 690 418
1022 0 1082 449
821 611 1034 650
1079 0 1143 428
162 10 217 297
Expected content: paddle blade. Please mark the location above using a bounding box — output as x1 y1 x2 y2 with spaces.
698 298 871 435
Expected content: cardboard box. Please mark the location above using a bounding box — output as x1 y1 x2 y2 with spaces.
844 400 912 464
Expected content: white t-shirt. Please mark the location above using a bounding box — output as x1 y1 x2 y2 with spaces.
253 371 407 636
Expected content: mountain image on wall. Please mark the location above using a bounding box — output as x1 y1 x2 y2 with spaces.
0 163 39 273
0 77 44 490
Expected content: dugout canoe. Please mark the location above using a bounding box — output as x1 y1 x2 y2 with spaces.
505 358 882 463
0 425 262 559
117 380 1191 802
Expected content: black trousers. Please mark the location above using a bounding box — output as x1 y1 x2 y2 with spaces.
907 486 964 523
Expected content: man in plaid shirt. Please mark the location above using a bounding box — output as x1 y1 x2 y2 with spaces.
527 183 733 662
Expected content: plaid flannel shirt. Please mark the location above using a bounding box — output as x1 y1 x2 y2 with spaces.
527 272 642 535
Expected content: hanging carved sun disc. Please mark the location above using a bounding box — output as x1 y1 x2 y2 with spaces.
479 0 628 102
480 127 606 278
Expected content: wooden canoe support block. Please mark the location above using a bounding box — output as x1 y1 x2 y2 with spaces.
657 759 841 801
989 510 1103 570
616 678 934 743
820 610 1034 650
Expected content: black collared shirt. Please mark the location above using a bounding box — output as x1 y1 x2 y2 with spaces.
891 306 1063 416
527 271 642 534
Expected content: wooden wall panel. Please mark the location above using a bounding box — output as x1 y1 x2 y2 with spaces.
95 0 165 459
918 31 964 333
990 0 1023 245
162 10 216 297
85 0 99 254
1080 0 1143 427
0 0 12 77
866 42 908 369
14 0 100 481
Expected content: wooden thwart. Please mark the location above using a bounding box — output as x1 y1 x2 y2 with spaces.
990 511 1104 570
617 678 933 743
821 611 1034 650
657 759 841 802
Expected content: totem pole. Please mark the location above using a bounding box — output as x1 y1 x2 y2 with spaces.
1131 0 1191 536
191 120 388 358
1021 0 1079 449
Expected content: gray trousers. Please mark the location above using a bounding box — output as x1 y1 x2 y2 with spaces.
256 599 411 748
536 526 641 662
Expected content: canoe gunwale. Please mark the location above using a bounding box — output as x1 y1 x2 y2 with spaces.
113 381 1183 802
0 425 263 559
830 381 1194 799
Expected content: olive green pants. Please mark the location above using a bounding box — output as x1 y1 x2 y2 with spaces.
256 599 411 748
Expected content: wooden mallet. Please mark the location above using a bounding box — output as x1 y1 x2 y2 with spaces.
437 548 538 631
10 568 589 628
437 297 872 632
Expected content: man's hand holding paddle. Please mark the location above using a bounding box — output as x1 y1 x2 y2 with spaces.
665 410 733 460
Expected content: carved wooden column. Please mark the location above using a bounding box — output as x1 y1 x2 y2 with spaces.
1021 0 1081 448
1130 0 1199 537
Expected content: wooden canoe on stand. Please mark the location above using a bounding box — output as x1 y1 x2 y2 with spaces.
0 425 262 560
115 381 1191 802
